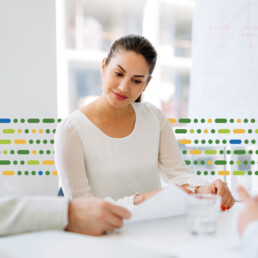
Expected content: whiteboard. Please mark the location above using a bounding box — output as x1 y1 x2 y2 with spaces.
189 0 258 119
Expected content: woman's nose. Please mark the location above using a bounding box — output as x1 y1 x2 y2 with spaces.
118 79 130 92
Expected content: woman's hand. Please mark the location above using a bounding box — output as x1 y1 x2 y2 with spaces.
134 188 163 205
196 179 235 211
133 185 194 205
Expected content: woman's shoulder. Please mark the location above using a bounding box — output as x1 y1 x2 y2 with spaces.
133 101 167 127
134 101 164 117
56 110 85 134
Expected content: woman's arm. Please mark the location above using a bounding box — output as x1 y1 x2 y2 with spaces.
55 119 93 199
158 116 209 187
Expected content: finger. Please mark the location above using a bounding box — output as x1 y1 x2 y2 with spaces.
215 181 225 197
222 190 231 208
107 203 131 219
221 190 230 210
237 186 251 203
228 196 235 209
104 213 124 229
103 222 116 233
253 196 258 202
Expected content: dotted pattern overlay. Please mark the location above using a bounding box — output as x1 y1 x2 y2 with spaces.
170 118 258 177
0 118 61 176
0 117 257 177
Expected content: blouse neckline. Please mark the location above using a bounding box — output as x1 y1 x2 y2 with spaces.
76 102 138 141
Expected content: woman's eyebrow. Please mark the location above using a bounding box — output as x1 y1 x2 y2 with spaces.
116 64 145 77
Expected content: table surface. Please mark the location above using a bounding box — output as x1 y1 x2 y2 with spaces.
0 203 245 258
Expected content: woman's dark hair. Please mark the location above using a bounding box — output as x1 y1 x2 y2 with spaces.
105 34 157 102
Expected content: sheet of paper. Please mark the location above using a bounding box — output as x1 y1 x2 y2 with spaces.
126 184 188 223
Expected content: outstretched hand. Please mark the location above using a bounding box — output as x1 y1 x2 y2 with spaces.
196 179 235 211
237 186 258 236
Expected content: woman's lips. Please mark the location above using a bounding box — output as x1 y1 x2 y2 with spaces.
112 91 128 100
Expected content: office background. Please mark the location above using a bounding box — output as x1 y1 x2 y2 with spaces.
0 0 257 196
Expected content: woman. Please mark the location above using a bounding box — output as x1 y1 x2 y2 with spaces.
55 34 234 209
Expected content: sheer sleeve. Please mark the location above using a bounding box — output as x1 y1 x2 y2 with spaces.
55 118 135 206
55 119 93 199
158 113 210 187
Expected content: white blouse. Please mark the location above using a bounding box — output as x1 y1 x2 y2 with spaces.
55 102 209 205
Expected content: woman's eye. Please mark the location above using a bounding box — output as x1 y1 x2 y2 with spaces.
114 71 123 77
133 79 142 84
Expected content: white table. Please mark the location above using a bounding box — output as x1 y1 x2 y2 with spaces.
0 203 245 258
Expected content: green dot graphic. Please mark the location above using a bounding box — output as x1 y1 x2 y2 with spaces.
21 119 25 123
190 129 194 134
194 140 199 144
43 140 47 144
194 160 198 165
237 160 241 165
39 150 44 154
252 140 256 144
251 119 255 123
25 129 29 134
245 140 249 144
13 118 18 123
32 171 36 175
249 150 253 155
197 171 201 175
211 129 215 134
230 160 234 165
25 171 29 175
182 150 187 155
227 150 231 154
46 129 50 134
230 119 234 123
201 140 206 144
201 119 205 123
220 150 224 154
197 129 201 134
208 140 213 144
211 171 215 176
29 140 33 144
248 129 252 134
36 140 40 144
50 140 54 144
46 150 51 155
248 171 252 175
244 119 248 123
17 171 22 175
204 171 208 175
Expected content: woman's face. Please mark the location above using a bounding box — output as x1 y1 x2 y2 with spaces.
101 50 151 109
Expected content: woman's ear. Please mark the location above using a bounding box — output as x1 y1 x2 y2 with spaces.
142 76 152 92
101 58 107 77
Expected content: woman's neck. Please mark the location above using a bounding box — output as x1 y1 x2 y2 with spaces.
93 96 133 120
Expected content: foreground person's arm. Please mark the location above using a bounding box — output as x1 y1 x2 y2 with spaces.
238 186 258 258
0 197 130 236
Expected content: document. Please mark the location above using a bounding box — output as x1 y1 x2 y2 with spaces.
127 184 188 223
